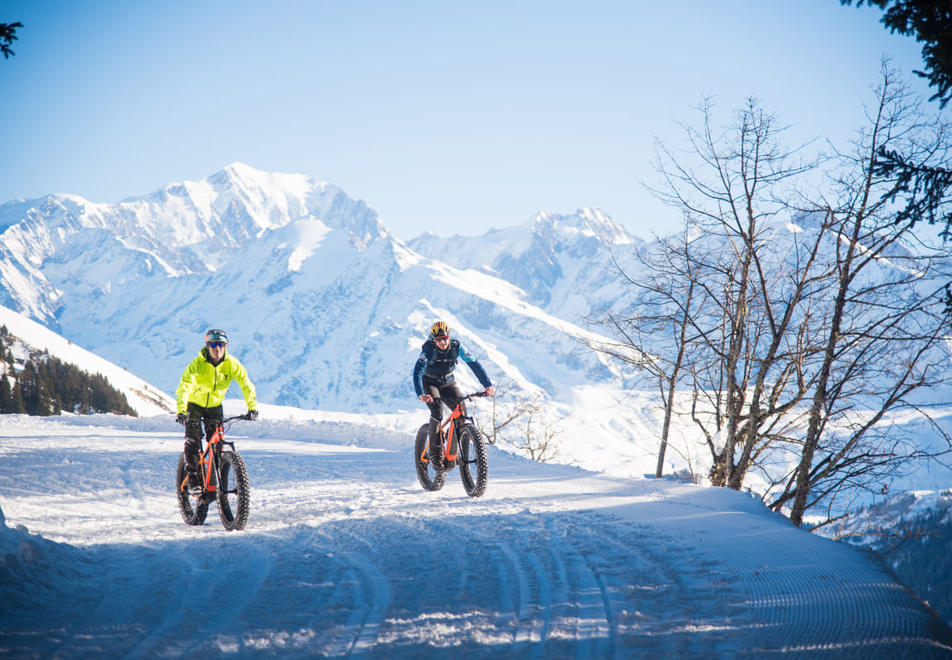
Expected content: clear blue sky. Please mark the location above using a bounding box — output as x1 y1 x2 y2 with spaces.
0 0 935 240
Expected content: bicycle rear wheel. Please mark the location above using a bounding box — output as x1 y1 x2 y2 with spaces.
458 423 488 497
175 454 208 525
414 424 445 491
217 450 250 531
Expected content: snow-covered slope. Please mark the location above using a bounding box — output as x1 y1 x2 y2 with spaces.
0 305 173 416
1 413 950 656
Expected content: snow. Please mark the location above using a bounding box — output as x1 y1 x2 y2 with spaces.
1 408 950 657
285 219 334 272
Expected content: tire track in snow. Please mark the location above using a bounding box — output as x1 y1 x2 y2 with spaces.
430 509 732 656
120 534 274 658
556 537 613 659
495 535 543 646
312 526 391 656
431 514 551 648
431 511 616 656
549 516 623 659
552 513 744 658
119 549 205 659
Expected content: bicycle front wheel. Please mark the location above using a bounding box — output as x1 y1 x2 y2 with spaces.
414 424 445 491
176 454 208 525
458 423 488 498
217 450 250 531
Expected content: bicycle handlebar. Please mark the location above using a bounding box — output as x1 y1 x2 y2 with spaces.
432 392 489 405
174 412 255 423
223 413 255 422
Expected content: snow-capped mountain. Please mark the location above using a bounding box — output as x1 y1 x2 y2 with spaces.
408 208 642 321
0 164 633 413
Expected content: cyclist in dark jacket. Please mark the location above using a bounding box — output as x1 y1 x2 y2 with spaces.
412 320 494 471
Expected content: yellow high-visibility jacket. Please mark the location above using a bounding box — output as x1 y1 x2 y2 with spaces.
175 347 258 414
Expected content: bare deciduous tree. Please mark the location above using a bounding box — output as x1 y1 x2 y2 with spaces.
650 98 821 489
477 383 560 463
586 225 701 477
594 64 952 528
780 64 952 526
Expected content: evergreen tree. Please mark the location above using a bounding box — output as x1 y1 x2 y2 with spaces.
19 362 45 415
842 0 952 107
0 328 137 417
0 376 13 413
0 22 20 59
9 379 23 413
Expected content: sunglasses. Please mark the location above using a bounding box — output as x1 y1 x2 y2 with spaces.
208 342 226 349
434 336 450 342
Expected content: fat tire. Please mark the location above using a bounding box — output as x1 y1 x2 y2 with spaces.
414 424 445 491
217 450 251 531
176 454 208 525
458 423 488 497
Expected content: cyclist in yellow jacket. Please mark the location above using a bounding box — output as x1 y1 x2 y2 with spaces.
175 329 258 493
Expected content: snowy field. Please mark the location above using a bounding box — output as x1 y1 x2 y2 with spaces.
2 410 951 659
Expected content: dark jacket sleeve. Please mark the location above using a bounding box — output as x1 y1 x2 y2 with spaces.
458 344 492 389
412 347 429 396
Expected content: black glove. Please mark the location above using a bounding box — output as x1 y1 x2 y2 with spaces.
175 412 188 426
247 410 259 421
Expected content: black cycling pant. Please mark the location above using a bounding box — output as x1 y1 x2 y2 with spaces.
183 402 223 473
422 380 464 451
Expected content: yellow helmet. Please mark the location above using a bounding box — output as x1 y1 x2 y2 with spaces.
430 320 450 339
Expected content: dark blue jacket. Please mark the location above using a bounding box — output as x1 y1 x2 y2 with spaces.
412 338 492 396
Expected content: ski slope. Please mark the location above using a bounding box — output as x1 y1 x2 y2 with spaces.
1 410 950 658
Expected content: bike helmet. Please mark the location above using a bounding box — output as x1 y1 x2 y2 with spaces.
205 328 229 344
430 320 450 339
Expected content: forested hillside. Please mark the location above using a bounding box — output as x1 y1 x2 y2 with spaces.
0 326 136 416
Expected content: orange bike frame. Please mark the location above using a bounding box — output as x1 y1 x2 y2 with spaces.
441 404 466 461
440 401 463 461
179 421 225 494
199 423 225 493
420 401 467 464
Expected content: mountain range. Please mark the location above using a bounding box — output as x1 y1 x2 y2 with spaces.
0 163 642 418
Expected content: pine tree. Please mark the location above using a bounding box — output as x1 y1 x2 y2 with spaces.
0 22 21 59
841 0 952 107
9 379 23 413
0 375 12 413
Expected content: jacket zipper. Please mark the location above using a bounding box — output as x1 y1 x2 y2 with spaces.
206 360 219 407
